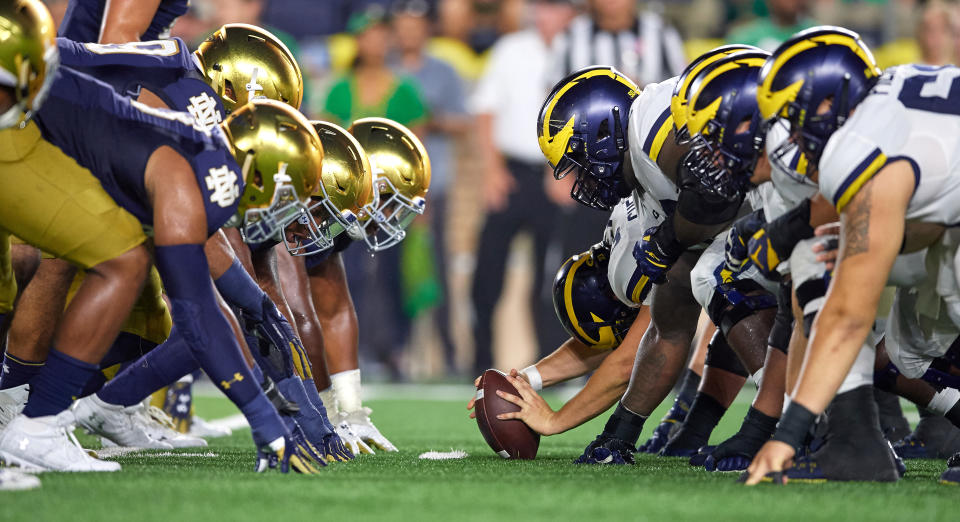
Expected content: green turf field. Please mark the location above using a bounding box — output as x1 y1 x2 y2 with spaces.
0 388 954 522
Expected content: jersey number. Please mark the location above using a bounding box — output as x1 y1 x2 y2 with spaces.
897 67 960 116
83 40 180 57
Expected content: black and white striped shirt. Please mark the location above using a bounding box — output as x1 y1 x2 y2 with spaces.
549 13 686 87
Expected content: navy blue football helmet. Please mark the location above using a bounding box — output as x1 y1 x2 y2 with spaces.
682 50 770 198
537 66 640 211
552 244 639 350
671 44 760 145
756 26 880 180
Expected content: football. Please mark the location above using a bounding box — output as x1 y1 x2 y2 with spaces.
474 369 540 460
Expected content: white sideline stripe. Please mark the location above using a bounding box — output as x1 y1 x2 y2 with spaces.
208 413 249 431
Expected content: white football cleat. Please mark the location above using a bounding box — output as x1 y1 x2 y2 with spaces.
188 415 232 438
0 411 120 472
0 468 41 490
72 395 173 450
342 408 397 452
334 418 374 455
134 404 207 448
0 384 29 428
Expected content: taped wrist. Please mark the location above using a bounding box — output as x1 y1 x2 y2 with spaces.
766 199 814 259
771 401 817 451
601 402 648 446
521 365 543 391
331 369 362 413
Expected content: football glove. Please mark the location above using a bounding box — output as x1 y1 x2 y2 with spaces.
320 432 354 462
638 395 691 454
723 210 766 273
343 408 398 452
704 407 778 472
574 434 637 465
255 434 323 474
334 417 375 455
747 199 814 278
629 220 685 304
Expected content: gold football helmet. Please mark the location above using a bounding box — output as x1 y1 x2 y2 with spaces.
222 99 322 244
194 23 303 113
285 120 375 256
0 0 58 129
348 118 430 252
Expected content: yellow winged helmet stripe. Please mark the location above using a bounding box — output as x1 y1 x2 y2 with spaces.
538 69 639 167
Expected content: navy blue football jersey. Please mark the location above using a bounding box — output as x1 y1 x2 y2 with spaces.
57 38 225 129
59 0 189 42
34 67 242 236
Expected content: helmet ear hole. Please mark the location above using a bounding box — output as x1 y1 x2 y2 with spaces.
223 79 237 103
596 119 610 141
251 168 264 190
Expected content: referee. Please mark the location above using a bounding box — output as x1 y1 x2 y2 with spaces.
548 0 686 268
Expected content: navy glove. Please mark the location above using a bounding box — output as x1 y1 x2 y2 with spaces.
748 199 814 278
724 209 766 273
574 435 637 465
629 219 685 304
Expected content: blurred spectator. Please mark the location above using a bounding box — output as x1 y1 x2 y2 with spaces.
320 7 427 129
321 6 430 379
390 0 472 370
469 0 576 375
917 0 957 65
550 0 686 87
726 0 814 51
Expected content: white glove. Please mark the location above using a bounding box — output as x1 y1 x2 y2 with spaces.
334 418 374 455
343 407 398 452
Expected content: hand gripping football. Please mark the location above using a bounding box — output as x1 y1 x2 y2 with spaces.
474 369 539 460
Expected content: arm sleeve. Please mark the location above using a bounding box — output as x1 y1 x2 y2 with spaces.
57 37 191 72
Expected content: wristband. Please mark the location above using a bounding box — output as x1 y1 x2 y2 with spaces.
521 365 543 391
771 401 817 451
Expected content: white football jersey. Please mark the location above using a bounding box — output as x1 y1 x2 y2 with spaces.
820 65 960 224
603 193 664 307
627 76 681 217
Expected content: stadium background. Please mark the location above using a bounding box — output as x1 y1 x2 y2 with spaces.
40 0 958 383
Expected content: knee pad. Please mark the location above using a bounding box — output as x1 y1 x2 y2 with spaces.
923 358 960 390
795 277 829 337
705 331 748 377
767 281 793 354
706 279 777 335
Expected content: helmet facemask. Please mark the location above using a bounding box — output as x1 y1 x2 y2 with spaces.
241 161 312 244
0 45 58 129
550 106 629 211
356 173 425 252
283 185 360 256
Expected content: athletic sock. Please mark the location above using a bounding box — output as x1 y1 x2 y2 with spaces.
0 353 44 390
96 334 200 407
669 392 727 446
676 368 701 404
601 403 648 446
22 349 99 418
